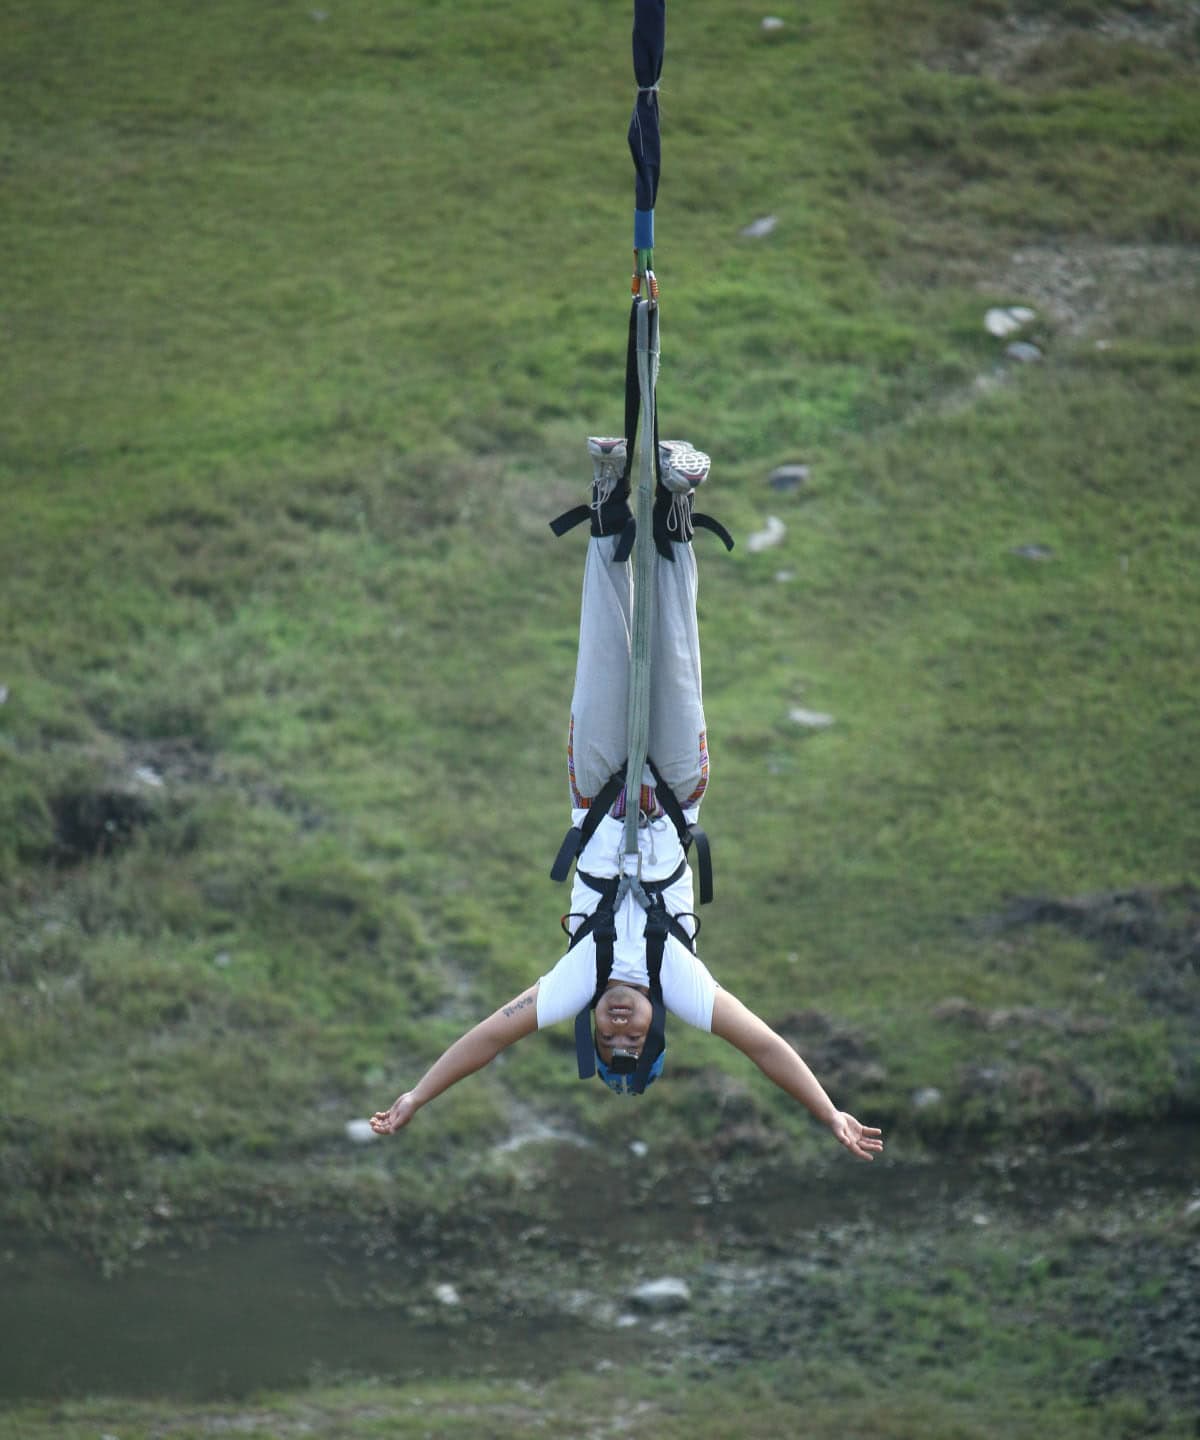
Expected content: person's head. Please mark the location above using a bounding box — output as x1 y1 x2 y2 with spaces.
592 982 665 1094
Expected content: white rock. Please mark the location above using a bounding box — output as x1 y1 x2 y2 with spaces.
741 215 778 239
762 16 786 31
433 1282 461 1306
133 765 164 789
630 1277 691 1312
789 707 834 730
985 305 1036 337
629 1140 649 1158
912 1087 943 1109
344 1118 379 1145
1005 340 1043 363
746 515 786 553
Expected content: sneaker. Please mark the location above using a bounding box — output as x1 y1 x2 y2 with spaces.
658 440 710 495
587 436 628 510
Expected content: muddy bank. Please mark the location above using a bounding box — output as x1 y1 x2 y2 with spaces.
4 1126 1198 1416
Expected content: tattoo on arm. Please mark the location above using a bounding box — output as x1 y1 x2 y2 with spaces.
502 995 534 1018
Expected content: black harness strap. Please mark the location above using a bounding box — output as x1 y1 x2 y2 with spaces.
620 295 661 495
646 757 714 905
553 757 714 907
549 500 637 562
691 511 736 551
550 764 629 883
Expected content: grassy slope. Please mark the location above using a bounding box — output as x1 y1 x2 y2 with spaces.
2 0 1198 1242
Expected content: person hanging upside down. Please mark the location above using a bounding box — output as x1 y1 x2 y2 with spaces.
371 439 882 1162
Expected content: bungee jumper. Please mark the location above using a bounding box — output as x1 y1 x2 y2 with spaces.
372 2 882 1162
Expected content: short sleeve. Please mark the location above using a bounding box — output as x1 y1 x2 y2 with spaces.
660 942 718 1031
536 943 597 1029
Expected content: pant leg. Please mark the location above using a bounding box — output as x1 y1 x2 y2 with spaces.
568 535 633 806
648 541 709 811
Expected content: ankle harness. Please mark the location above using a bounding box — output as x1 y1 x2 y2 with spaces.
549 300 734 561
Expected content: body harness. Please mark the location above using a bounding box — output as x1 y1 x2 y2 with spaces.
551 760 713 1095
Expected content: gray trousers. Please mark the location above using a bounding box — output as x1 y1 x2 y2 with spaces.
568 535 708 816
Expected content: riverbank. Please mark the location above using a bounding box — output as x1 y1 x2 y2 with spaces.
3 1127 1199 1437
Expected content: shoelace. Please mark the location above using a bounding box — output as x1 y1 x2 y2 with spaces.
665 490 695 541
590 459 623 514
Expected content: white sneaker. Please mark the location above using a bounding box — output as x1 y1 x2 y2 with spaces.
658 440 710 495
587 436 627 510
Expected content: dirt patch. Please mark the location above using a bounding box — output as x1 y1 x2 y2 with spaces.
982 241 1200 338
978 884 1200 1025
928 3 1200 83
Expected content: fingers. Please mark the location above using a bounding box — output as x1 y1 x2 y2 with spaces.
833 1113 884 1161
370 1097 414 1135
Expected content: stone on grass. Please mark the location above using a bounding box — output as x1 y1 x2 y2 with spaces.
1011 543 1054 561
768 463 810 491
1005 340 1043 363
629 1277 691 1313
985 305 1036 337
789 707 834 730
433 1282 461 1306
746 515 786 553
345 1118 379 1145
762 16 786 32
741 215 778 239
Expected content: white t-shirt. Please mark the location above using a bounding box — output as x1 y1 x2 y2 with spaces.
536 811 718 1032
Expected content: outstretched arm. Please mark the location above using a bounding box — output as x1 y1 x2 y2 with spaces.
370 984 541 1135
710 990 883 1161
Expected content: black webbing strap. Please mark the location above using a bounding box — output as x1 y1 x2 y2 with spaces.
550 764 629 883
651 495 736 562
646 757 714 905
692 512 735 550
632 902 669 1093
549 498 636 562
621 295 661 496
549 503 590 538
570 879 619 1078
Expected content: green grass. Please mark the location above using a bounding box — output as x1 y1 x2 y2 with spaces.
2 1381 1189 1440
1 0 1199 1425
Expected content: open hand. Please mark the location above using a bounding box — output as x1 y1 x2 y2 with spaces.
829 1111 883 1161
370 1092 418 1136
